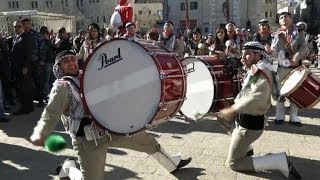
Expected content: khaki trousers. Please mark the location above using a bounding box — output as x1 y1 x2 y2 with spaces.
226 122 264 171
72 131 159 180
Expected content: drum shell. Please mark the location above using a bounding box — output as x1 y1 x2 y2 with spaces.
198 56 241 112
281 67 320 109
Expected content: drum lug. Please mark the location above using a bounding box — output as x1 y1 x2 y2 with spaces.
148 52 155 56
159 102 164 107
160 74 165 79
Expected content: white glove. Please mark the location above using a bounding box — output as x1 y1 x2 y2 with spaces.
279 58 291 67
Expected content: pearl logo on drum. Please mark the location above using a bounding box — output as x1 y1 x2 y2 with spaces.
98 48 123 70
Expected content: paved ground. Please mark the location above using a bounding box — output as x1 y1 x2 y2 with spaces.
0 65 319 180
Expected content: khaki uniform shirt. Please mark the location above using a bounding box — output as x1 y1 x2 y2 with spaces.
33 80 71 137
232 68 272 116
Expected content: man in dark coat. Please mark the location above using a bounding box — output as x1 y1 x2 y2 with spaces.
11 20 34 115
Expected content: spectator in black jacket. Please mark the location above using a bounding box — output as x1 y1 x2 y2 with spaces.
11 20 35 115
0 36 10 122
40 28 56 99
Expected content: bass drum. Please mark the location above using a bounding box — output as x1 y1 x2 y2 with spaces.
179 57 215 120
80 39 186 135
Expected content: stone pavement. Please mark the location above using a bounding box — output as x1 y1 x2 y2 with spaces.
0 66 319 180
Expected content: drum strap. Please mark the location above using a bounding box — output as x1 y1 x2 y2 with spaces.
62 76 92 137
258 69 280 101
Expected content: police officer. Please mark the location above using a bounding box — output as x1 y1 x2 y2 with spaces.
218 42 301 179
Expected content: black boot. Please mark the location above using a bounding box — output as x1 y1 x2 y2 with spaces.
171 157 192 173
288 161 301 179
245 149 254 157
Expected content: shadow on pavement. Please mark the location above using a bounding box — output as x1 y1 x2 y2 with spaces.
107 148 128 155
239 156 320 180
267 106 320 120
265 120 320 137
105 164 142 179
152 118 228 135
0 143 72 180
1 107 69 142
266 106 320 137
172 167 206 180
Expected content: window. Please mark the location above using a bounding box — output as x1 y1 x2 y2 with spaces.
270 11 272 17
149 10 151 15
265 12 268 17
204 27 209 33
97 16 99 23
16 1 19 8
80 0 83 7
65 0 68 7
46 1 53 8
138 10 142 15
8 2 12 8
190 2 198 10
31 1 38 9
97 0 99 2
76 0 79 7
89 0 91 3
181 3 185 11
265 0 268 4
103 16 106 23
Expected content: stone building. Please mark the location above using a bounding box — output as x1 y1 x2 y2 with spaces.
0 0 119 32
134 0 163 34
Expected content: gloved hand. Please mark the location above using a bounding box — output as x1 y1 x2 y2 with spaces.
279 58 291 67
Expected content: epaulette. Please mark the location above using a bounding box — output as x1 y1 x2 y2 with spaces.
53 79 70 87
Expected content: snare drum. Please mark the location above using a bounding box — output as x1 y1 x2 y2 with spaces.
281 66 320 109
179 56 241 119
80 39 186 135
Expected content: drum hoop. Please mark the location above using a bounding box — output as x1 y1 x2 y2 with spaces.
281 66 309 96
179 56 217 119
80 38 172 135
197 56 219 110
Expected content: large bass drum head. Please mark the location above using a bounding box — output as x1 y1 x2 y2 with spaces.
81 39 161 134
179 57 214 120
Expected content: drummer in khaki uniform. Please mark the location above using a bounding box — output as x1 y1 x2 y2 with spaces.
218 42 301 179
29 50 191 180
271 11 308 126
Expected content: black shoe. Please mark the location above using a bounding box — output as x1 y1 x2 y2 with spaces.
275 119 284 125
0 117 10 122
288 161 302 179
172 157 192 173
289 121 302 127
245 149 254 157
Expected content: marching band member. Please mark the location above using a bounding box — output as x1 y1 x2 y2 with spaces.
218 41 301 179
29 51 191 180
272 12 308 126
253 19 272 55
